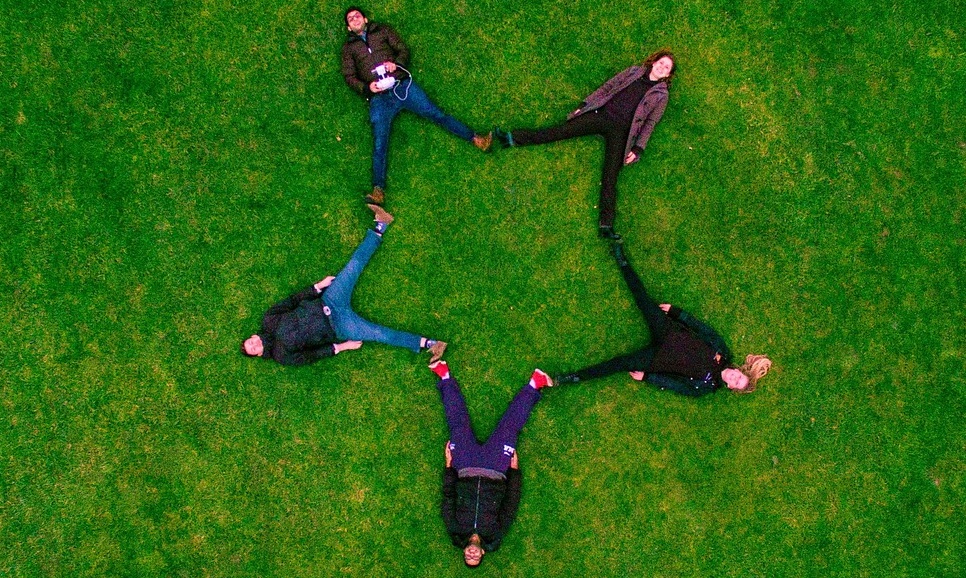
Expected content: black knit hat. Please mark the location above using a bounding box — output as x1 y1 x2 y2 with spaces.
344 6 367 25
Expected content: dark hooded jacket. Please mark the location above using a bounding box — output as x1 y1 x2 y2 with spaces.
441 467 522 552
258 286 338 365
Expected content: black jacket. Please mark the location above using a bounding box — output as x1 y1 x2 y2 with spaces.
645 306 732 396
441 467 522 552
258 286 338 365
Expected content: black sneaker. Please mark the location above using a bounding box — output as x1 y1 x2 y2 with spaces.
493 127 514 148
598 225 621 240
612 239 629 267
554 373 581 385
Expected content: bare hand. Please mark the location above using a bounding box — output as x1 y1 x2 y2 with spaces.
624 151 638 164
629 371 645 381
510 450 519 469
335 340 363 354
382 61 397 73
659 303 671 313
315 276 336 292
573 108 582 116
369 81 387 93
445 440 452 467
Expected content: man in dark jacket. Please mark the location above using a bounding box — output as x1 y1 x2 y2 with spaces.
430 360 552 567
241 205 446 365
340 7 492 206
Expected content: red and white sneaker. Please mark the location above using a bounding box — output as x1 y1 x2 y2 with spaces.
429 360 451 380
529 369 553 389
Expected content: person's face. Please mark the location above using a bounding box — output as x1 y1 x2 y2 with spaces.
722 368 750 391
346 10 367 34
244 334 264 357
649 56 674 81
463 535 484 566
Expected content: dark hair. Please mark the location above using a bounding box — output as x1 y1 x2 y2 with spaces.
344 6 367 25
643 49 677 85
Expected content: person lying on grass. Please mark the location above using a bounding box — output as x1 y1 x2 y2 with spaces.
341 6 492 208
494 49 676 240
555 241 771 395
241 205 446 365
432 360 553 567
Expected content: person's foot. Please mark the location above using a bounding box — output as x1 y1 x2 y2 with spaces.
365 186 385 206
612 238 629 267
472 132 493 152
429 360 451 379
529 369 553 389
598 225 621 240
493 127 514 148
553 373 580 385
367 203 394 226
428 340 448 363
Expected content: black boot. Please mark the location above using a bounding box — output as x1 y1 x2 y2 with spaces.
612 239 629 267
598 225 621 240
554 373 581 385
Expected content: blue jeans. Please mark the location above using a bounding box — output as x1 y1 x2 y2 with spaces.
369 79 475 188
438 377 541 473
323 230 423 352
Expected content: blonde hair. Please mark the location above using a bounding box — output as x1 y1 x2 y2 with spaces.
735 354 772 394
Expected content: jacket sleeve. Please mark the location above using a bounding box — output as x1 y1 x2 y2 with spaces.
628 92 668 155
645 373 714 397
667 306 731 362
278 344 336 366
492 467 522 550
262 286 320 333
441 467 461 539
342 44 369 96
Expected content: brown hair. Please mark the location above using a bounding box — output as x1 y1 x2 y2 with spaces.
643 49 677 85
734 354 772 394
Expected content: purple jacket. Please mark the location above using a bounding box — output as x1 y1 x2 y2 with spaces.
568 65 669 161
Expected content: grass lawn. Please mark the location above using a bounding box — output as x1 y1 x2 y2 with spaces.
1 0 963 576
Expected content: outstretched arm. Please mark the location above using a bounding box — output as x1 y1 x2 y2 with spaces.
645 372 716 397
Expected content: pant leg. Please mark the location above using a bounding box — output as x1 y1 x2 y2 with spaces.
369 93 401 188
597 125 630 229
572 346 657 381
511 110 609 146
323 229 382 309
619 263 671 341
399 80 475 141
327 307 424 352
437 377 482 470
480 383 541 472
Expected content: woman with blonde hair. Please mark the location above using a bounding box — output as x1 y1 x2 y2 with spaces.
555 242 772 396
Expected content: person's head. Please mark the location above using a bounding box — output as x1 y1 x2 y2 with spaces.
463 534 484 567
723 354 772 393
344 7 368 34
643 49 676 83
241 334 265 357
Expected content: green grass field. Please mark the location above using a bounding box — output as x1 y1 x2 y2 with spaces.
2 0 964 575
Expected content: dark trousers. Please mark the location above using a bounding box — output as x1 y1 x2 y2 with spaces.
573 263 671 380
437 378 541 473
512 111 630 229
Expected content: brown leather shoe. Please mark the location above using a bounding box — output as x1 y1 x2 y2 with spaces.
367 203 394 226
472 132 493 152
365 186 385 206
428 340 447 363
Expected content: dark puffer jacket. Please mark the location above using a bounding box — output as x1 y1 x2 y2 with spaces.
341 23 410 97
258 286 338 365
441 467 522 552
